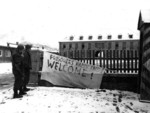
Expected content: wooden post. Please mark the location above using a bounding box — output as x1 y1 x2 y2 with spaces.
93 50 95 65
120 50 123 73
113 50 115 73
123 50 126 73
116 50 119 73
99 50 102 67
127 50 130 73
131 50 134 73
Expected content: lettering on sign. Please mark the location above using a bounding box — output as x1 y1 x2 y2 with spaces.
41 52 105 89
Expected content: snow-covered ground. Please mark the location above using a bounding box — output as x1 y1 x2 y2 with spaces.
0 63 12 75
0 63 150 113
0 87 150 113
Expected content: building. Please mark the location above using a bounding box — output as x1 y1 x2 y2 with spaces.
58 34 140 92
0 45 15 63
59 34 139 58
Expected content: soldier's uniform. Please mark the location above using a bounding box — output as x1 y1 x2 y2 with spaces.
23 44 32 91
12 45 26 98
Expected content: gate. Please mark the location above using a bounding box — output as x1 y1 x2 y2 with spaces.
63 49 139 74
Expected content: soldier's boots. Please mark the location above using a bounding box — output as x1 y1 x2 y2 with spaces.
13 94 23 98
23 86 30 92
19 88 27 95
13 90 23 98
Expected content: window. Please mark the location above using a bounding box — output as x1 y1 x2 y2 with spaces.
79 36 83 40
98 35 102 39
0 50 2 57
108 42 112 49
88 36 92 40
101 43 104 49
108 35 112 39
118 35 122 39
115 43 119 49
88 43 91 49
70 36 74 40
69 44 72 49
5 50 11 57
130 42 134 49
81 43 85 49
129 34 133 39
63 44 66 49
95 43 99 48
122 42 126 50
75 43 78 50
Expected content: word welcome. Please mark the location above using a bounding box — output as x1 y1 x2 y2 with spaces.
47 60 94 79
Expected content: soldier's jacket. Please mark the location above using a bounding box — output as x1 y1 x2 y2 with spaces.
23 50 32 70
12 52 24 77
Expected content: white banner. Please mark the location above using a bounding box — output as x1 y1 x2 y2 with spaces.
41 51 105 89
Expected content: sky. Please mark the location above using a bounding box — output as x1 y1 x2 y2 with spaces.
0 0 150 48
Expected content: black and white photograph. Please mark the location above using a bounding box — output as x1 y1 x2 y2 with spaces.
0 0 150 112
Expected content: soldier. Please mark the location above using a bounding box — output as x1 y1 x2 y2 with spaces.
12 44 26 98
23 44 32 92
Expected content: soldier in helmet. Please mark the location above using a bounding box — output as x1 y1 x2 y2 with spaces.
23 44 32 92
12 44 26 98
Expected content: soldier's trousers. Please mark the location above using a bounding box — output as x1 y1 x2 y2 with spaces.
13 72 23 91
24 69 30 86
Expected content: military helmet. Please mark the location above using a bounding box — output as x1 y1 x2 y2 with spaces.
17 44 24 50
25 44 32 49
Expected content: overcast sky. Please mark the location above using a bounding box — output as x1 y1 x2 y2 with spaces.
0 0 150 48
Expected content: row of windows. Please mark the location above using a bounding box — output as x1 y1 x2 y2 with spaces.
61 50 139 58
0 50 11 57
61 42 137 50
69 35 133 40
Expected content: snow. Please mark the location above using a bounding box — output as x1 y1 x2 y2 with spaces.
0 63 150 113
0 63 12 75
0 87 150 113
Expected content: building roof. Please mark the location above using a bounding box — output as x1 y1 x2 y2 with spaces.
138 9 150 29
0 42 7 47
60 33 139 42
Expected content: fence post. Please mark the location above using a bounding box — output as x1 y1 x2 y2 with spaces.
131 50 134 73
99 50 102 67
116 50 119 73
135 50 138 73
127 50 130 73
106 50 109 73
93 50 95 65
120 50 123 73
113 50 115 73
123 50 126 73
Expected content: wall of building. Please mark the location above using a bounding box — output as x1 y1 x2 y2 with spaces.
59 40 139 57
0 46 15 63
